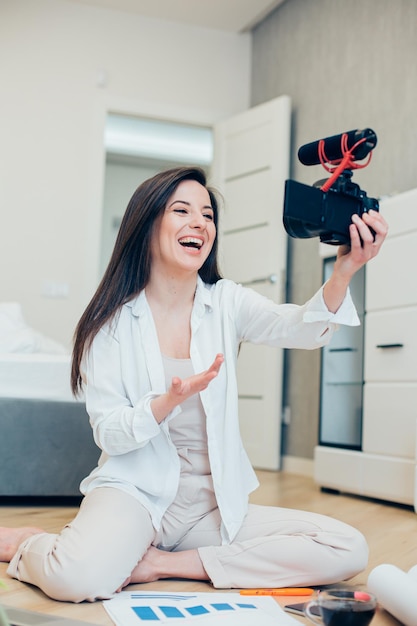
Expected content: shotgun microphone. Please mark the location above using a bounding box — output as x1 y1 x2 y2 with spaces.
298 128 377 166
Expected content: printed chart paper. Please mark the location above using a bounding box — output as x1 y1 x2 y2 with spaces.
103 591 299 626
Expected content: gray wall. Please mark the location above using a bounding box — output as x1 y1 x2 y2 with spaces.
251 0 417 459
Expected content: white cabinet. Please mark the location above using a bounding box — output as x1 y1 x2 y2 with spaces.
315 188 417 510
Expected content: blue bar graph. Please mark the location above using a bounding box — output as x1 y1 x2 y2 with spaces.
185 605 210 616
159 606 185 618
210 603 234 611
132 606 159 621
130 598 261 621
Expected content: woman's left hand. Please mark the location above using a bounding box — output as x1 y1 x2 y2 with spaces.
323 209 388 313
335 209 388 280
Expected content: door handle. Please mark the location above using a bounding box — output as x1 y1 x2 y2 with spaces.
242 274 278 286
376 343 404 349
328 347 356 352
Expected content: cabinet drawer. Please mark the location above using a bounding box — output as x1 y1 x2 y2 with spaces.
314 446 415 506
364 308 417 381
363 383 417 458
366 230 417 311
314 447 363 492
361 453 415 505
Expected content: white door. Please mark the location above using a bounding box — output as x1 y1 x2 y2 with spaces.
211 95 291 470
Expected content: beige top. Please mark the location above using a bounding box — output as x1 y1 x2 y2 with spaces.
162 354 210 476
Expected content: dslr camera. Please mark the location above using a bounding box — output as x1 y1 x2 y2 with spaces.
283 128 379 245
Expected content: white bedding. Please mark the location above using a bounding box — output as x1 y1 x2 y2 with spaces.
0 353 77 402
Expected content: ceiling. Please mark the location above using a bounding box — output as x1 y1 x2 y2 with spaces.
67 0 286 33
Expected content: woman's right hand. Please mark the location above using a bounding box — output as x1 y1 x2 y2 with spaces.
170 353 224 398
151 354 224 423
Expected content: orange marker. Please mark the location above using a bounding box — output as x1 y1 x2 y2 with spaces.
240 587 314 596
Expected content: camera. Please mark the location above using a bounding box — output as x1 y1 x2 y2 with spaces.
283 129 379 245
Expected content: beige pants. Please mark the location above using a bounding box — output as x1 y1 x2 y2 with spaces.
8 485 368 602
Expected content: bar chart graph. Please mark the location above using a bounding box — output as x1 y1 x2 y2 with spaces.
104 591 298 625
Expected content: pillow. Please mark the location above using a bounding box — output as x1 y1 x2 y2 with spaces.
0 302 68 354
0 302 25 331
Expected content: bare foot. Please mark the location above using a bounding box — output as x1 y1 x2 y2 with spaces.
129 546 164 584
115 547 163 592
125 545 208 587
0 526 44 562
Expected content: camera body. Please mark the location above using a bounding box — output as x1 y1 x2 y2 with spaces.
283 170 379 245
283 129 379 245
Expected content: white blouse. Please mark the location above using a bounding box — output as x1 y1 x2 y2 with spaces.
80 277 359 543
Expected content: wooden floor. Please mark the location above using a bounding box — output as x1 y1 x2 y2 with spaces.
1 471 416 625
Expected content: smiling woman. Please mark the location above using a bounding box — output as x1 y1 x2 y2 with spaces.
2 165 387 603
149 179 216 282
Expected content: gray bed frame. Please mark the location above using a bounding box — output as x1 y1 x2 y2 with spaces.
0 398 100 497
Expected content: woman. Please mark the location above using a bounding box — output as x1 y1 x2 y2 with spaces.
1 166 388 602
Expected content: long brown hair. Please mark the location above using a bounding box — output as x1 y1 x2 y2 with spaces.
71 166 222 395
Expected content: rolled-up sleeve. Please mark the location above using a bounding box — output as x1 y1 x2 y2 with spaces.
303 285 360 326
83 327 179 456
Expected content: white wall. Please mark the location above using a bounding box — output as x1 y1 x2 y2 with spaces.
0 0 251 347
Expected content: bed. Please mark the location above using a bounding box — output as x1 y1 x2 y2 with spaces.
0 304 100 498
0 353 76 402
